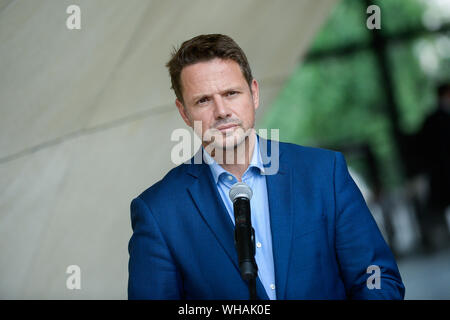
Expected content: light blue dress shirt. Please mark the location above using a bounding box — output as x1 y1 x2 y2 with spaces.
202 137 277 300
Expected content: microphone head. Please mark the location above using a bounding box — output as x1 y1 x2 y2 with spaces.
229 182 253 202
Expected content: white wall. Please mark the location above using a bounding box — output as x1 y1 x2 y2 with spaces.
0 0 336 299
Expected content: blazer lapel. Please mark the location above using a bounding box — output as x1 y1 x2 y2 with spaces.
263 138 293 300
186 157 239 273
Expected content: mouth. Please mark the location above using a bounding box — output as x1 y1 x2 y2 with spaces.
216 123 239 133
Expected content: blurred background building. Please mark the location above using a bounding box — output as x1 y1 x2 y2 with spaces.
0 0 449 299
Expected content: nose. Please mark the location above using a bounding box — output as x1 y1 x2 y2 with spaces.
213 94 232 119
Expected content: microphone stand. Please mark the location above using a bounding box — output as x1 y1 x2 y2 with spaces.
230 185 259 300
248 278 257 301
234 218 258 300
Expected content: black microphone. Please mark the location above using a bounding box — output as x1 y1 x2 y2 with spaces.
229 182 258 285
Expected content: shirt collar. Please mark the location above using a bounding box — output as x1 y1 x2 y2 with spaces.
203 135 265 184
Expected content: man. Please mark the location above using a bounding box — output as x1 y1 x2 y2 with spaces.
414 83 450 250
128 34 405 299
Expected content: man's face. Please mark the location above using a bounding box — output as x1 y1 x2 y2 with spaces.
175 58 259 150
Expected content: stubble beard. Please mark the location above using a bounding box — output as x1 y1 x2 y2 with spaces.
203 125 255 165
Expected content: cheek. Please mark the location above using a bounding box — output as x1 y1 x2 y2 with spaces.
202 122 210 135
190 112 213 134
240 101 256 124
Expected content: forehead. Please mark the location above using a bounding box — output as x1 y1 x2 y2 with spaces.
180 58 247 97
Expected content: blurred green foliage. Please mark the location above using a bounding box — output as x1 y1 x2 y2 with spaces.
375 0 426 35
308 0 369 51
260 0 450 190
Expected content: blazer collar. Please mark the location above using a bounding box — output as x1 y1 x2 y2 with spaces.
185 134 284 178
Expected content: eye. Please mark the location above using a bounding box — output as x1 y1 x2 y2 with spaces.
227 91 238 96
197 97 209 105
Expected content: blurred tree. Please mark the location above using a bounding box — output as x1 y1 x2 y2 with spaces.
260 0 450 190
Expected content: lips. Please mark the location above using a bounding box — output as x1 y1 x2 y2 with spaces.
216 124 238 131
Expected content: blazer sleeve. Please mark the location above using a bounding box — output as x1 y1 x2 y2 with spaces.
128 196 182 299
333 152 405 299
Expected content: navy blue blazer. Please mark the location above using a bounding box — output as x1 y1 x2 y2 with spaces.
128 139 405 299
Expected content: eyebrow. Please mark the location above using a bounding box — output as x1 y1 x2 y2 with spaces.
191 87 243 102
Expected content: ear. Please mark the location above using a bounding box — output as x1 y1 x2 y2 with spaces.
250 79 260 111
175 99 193 127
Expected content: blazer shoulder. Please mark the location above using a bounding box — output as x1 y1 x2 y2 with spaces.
134 162 192 208
279 140 340 168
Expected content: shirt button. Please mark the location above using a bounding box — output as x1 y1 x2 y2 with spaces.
270 284 276 290
228 175 233 181
256 242 262 248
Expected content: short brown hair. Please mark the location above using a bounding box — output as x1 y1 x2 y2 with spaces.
166 34 253 104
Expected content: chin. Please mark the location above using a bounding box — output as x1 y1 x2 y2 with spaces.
223 131 249 150
203 126 251 151
203 134 236 151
